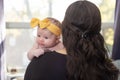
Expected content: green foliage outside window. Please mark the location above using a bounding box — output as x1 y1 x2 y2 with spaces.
99 0 115 53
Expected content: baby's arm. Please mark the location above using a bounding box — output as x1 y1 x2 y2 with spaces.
27 43 44 60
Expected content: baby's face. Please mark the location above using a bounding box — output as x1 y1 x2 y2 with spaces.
36 28 59 48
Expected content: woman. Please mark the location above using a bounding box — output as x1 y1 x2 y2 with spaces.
62 0 119 80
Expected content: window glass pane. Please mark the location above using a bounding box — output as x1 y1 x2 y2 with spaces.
99 0 115 22
4 0 115 22
4 0 51 22
101 23 114 55
5 29 34 67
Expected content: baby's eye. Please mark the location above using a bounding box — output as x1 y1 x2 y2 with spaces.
45 37 48 39
37 35 40 37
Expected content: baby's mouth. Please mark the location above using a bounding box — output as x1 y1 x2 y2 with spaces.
39 43 45 47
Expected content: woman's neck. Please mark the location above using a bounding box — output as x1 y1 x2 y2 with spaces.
56 48 67 55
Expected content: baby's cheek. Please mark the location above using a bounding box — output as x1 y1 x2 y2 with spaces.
37 40 41 45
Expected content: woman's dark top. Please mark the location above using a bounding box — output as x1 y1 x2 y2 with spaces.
24 51 67 80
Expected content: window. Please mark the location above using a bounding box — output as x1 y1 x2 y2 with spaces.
5 0 115 77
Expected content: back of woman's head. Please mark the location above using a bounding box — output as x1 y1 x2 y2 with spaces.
62 1 119 80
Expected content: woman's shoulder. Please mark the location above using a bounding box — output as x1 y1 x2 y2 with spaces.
38 49 67 59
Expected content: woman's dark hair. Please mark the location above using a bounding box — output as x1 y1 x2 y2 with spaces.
62 1 119 80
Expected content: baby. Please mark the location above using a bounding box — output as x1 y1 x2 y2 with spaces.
27 17 64 60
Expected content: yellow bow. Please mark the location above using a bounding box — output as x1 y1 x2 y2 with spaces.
30 18 61 36
30 18 40 28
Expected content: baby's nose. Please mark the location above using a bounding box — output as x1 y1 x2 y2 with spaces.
40 38 44 42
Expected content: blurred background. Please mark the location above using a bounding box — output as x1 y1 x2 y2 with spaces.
4 0 115 80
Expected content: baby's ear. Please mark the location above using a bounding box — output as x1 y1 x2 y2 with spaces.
55 36 60 43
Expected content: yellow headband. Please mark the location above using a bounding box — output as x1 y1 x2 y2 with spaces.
30 18 61 36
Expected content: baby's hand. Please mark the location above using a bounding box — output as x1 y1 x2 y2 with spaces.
34 48 45 57
44 48 51 52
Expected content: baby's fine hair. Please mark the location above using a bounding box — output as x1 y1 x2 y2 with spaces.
47 17 62 29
